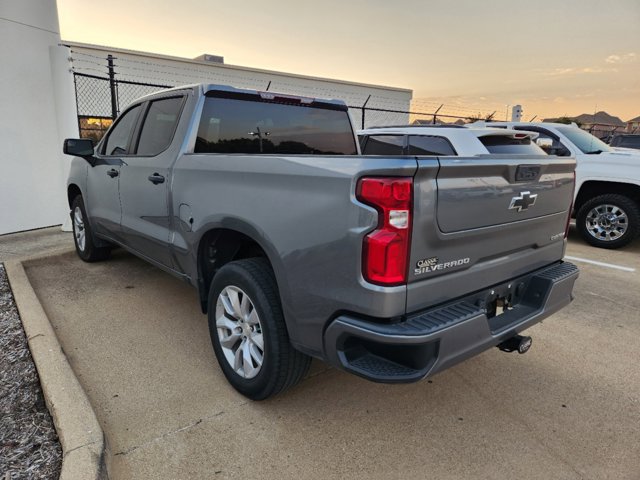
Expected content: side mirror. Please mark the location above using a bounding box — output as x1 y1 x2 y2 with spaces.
536 137 553 149
63 138 95 158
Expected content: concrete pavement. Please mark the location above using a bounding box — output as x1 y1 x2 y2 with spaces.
0 226 72 262
19 229 640 479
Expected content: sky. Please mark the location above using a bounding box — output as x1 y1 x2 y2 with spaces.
57 0 640 121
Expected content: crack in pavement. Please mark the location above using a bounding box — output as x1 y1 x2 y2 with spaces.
65 439 101 455
302 366 333 382
113 410 226 457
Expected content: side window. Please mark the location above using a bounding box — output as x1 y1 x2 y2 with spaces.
514 127 570 156
136 97 184 156
358 135 368 151
103 104 141 156
478 135 545 155
408 135 456 156
361 135 405 155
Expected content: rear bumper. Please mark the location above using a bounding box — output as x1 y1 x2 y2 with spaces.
323 261 579 383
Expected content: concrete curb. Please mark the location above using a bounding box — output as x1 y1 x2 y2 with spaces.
6 252 105 480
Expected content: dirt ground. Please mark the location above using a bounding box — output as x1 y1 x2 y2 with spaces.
0 264 62 480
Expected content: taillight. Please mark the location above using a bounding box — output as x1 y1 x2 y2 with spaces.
565 171 576 238
356 177 413 286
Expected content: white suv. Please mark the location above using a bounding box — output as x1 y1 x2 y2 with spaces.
358 125 544 157
468 122 640 249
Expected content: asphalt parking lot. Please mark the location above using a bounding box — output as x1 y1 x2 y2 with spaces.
22 228 640 480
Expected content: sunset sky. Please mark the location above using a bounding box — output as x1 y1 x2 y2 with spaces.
58 0 640 121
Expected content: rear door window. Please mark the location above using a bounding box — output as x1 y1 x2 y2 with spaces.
361 135 405 155
102 104 142 156
195 94 357 155
408 135 456 156
136 97 184 156
513 127 571 156
478 135 546 155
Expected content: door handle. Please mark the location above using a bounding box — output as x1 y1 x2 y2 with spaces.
148 173 165 185
107 169 119 178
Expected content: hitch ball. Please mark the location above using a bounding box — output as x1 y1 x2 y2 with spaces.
497 335 532 354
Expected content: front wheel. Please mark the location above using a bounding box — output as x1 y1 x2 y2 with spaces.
71 195 111 262
576 194 640 249
207 258 311 400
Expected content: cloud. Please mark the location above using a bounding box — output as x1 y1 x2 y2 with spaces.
546 68 575 76
544 66 618 76
605 52 636 64
574 92 596 98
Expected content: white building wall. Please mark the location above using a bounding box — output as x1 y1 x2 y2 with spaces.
0 0 78 235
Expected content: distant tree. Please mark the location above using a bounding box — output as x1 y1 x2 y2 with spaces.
466 112 495 122
553 116 582 127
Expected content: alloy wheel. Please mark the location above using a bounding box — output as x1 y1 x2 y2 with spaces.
585 204 628 242
215 286 264 379
73 206 86 251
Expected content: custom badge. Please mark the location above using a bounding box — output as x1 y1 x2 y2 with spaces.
414 256 470 275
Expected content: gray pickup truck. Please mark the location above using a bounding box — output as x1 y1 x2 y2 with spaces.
63 84 579 400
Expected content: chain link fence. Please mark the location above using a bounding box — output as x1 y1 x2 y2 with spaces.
71 53 504 141
74 71 172 140
582 124 628 142
73 71 488 142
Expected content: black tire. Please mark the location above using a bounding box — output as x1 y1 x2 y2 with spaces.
207 258 311 400
70 195 111 262
576 194 640 249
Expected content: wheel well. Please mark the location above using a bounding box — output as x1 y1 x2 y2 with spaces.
67 184 82 207
574 181 640 213
197 229 269 313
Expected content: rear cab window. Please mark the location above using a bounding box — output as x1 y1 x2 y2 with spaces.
195 91 357 155
408 135 456 156
360 135 405 155
478 135 546 155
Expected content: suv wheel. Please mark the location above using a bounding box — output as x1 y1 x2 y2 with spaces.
71 196 111 262
207 258 311 400
576 194 640 249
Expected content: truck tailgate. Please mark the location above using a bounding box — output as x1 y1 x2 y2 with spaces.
407 155 575 313
436 156 574 232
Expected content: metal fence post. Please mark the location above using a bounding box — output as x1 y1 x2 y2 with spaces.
72 72 82 135
107 55 118 119
361 95 371 129
433 104 443 124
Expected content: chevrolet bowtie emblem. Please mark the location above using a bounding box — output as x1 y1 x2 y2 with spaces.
509 191 538 212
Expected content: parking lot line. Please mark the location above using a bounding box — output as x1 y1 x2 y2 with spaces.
564 255 636 273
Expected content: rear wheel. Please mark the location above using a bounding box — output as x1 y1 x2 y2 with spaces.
207 258 311 400
71 196 111 262
576 194 640 249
